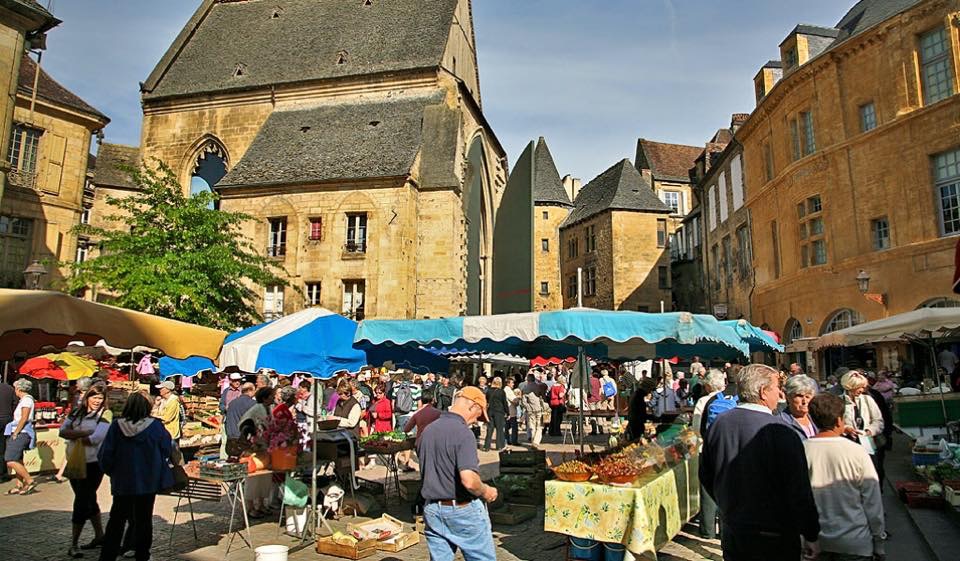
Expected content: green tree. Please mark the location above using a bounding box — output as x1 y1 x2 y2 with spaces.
64 161 290 330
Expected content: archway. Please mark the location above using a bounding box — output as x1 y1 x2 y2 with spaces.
784 318 803 344
820 308 866 375
464 135 493 316
917 297 960 309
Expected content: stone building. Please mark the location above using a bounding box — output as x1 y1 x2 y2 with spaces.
81 142 140 284
635 138 703 222
0 0 57 204
532 137 572 310
737 0 960 374
138 0 507 320
0 53 108 288
559 160 673 311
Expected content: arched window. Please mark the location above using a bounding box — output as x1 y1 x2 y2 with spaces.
784 318 803 343
917 297 960 309
821 309 864 335
189 138 228 209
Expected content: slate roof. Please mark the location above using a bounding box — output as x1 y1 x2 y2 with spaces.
218 93 444 188
791 24 840 39
560 159 671 229
92 143 140 190
533 137 571 206
635 139 702 183
143 0 459 100
833 0 921 44
17 55 108 122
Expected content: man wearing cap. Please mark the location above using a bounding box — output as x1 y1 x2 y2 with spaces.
418 386 498 561
220 373 243 414
155 380 182 441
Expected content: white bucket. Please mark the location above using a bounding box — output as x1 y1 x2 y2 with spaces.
254 545 289 561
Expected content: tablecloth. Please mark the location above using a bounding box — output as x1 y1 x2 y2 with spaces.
544 457 699 558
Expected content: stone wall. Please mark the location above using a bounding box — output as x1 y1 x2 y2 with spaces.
610 211 672 312
534 204 569 310
738 0 960 359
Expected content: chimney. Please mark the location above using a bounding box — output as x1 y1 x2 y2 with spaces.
562 175 582 202
754 60 782 105
730 113 750 132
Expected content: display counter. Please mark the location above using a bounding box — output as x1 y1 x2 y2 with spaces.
544 457 699 559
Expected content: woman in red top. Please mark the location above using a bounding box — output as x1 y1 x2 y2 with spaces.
273 386 297 424
548 374 567 436
370 384 394 433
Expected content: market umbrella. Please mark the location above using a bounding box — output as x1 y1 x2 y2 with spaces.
355 308 749 453
158 307 449 380
530 356 577 367
19 352 98 380
0 289 226 360
719 319 785 354
814 307 960 424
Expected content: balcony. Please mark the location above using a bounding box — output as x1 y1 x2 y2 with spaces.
7 170 37 190
342 241 366 259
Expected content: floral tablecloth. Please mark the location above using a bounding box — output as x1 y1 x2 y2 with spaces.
544 457 699 559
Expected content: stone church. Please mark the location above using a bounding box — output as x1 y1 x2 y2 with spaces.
137 0 507 320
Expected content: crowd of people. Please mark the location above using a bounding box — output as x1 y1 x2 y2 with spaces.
698 363 892 561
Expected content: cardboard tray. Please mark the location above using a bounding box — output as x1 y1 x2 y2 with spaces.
316 535 378 559
347 513 405 541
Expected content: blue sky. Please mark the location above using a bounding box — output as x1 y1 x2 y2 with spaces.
40 0 851 182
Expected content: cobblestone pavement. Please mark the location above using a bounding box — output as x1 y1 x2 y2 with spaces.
0 432 722 561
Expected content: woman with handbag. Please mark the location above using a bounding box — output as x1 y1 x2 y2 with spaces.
97 392 174 561
60 385 112 558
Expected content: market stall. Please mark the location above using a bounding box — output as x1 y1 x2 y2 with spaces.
545 429 701 560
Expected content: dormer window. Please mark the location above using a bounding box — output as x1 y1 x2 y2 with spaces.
336 50 348 65
233 63 247 77
784 47 798 69
362 0 374 5
271 6 283 18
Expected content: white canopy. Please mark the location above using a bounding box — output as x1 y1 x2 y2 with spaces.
814 307 960 350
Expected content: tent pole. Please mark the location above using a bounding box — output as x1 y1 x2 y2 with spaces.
927 336 949 426
310 377 318 542
578 346 586 456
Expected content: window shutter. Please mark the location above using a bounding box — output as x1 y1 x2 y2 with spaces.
41 133 66 195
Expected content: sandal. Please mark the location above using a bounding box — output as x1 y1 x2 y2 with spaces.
18 481 37 495
6 486 22 495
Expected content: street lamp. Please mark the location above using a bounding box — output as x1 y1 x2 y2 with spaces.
856 270 870 294
23 260 47 290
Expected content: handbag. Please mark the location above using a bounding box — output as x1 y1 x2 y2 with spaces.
63 440 87 480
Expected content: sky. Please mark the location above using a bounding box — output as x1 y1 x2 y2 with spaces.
38 0 853 183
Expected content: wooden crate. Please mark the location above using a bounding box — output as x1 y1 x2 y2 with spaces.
316 536 378 559
489 503 538 525
499 449 546 468
375 530 420 552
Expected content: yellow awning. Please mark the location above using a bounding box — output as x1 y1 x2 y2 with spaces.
0 289 226 360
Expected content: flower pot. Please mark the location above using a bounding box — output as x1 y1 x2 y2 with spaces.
270 446 298 471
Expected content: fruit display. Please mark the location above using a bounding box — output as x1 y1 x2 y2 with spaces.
593 456 643 485
332 531 360 546
360 430 408 446
553 460 592 482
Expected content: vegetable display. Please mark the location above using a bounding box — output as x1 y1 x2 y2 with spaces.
360 430 408 446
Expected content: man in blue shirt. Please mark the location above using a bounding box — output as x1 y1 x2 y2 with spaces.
418 386 498 561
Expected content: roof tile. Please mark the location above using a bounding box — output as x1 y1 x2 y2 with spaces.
18 55 108 122
533 137 571 206
635 139 702 183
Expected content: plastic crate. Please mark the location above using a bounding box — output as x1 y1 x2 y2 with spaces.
904 492 945 509
912 452 942 466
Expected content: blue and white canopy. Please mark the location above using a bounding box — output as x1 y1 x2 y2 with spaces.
159 308 447 379
355 309 750 360
720 319 784 353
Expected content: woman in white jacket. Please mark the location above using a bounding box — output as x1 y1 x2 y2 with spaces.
839 371 884 476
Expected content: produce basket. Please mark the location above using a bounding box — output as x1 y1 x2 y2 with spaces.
554 470 591 482
199 460 248 481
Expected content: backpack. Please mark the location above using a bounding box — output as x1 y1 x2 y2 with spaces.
701 393 739 435
394 383 414 414
602 379 616 399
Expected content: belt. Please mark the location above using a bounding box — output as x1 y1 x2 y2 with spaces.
430 499 472 507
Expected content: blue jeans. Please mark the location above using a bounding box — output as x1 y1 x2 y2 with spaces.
423 499 496 561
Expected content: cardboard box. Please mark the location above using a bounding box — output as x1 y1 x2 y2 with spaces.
347 514 420 553
316 535 378 559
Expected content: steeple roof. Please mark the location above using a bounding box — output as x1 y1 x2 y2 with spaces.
532 137 571 207
142 0 460 101
560 159 671 228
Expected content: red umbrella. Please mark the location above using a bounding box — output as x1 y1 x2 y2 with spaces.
530 356 577 367
18 356 68 380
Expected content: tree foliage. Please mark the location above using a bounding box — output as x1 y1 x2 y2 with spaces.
64 161 290 330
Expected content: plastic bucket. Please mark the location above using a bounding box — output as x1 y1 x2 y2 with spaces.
603 542 626 561
254 545 289 561
569 537 602 561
